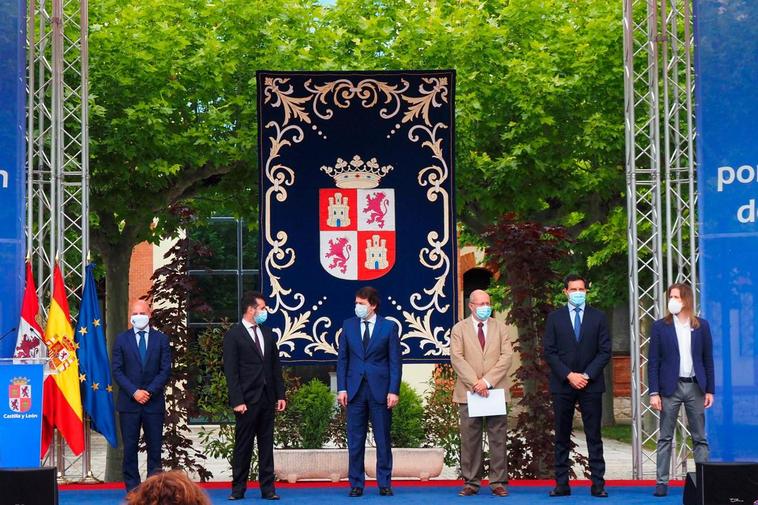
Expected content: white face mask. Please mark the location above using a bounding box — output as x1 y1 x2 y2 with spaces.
130 314 150 330
667 298 683 315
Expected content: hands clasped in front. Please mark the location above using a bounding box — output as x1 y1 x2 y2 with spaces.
132 389 151 404
232 400 287 415
567 372 589 390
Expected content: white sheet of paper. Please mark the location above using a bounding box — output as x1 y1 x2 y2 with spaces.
466 388 507 417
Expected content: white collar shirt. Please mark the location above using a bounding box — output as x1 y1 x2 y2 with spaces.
674 316 694 377
242 319 264 356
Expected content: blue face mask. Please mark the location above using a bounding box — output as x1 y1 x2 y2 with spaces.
254 310 268 325
355 303 369 320
475 306 492 320
568 291 586 307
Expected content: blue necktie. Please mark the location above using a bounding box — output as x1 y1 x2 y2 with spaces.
362 321 370 350
138 331 147 364
573 308 581 341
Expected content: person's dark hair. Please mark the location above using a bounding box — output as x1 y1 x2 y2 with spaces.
563 273 588 289
355 286 380 310
126 470 211 505
240 291 265 316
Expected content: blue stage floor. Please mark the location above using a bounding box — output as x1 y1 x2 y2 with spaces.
60 484 684 504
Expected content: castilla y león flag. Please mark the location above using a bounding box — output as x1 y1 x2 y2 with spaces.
13 262 46 360
41 263 84 456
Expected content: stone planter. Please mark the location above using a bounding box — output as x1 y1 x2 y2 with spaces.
365 447 445 480
273 448 349 483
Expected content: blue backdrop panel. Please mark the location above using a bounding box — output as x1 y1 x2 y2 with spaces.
695 1 758 460
0 0 26 358
0 362 43 467
258 71 457 364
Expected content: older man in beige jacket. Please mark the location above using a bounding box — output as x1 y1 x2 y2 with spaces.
450 289 514 497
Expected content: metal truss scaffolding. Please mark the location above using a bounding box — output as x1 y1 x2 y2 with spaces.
624 0 698 479
27 0 90 481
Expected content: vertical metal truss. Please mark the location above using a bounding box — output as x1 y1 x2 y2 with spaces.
625 0 698 480
27 0 89 481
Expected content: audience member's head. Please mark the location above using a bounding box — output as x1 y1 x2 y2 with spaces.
126 470 211 505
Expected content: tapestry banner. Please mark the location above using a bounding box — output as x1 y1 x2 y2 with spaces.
258 71 457 364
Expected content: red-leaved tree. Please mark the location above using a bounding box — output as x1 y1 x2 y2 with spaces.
484 212 589 479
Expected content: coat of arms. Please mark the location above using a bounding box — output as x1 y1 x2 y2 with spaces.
319 155 396 280
8 377 32 413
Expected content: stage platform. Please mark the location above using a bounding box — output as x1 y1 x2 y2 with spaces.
60 480 684 504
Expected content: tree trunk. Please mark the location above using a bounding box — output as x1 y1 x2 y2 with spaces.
101 243 134 482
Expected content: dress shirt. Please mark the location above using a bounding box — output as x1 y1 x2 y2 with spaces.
673 316 694 377
134 327 150 347
242 319 265 356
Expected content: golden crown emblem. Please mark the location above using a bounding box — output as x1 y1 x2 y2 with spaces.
11 377 29 386
320 155 394 189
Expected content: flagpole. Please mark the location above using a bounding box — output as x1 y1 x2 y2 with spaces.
81 416 101 482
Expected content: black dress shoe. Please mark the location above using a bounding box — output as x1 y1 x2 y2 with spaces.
262 492 280 500
227 495 244 501
349 487 364 497
379 487 394 496
549 486 571 497
653 484 668 497
590 485 608 498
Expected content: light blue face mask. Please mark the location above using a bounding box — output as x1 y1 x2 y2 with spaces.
355 303 369 320
568 291 586 307
475 305 492 320
254 310 268 325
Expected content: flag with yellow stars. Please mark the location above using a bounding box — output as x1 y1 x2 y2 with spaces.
75 264 117 447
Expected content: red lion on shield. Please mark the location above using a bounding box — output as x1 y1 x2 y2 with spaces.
363 192 388 228
14 333 42 358
325 237 351 273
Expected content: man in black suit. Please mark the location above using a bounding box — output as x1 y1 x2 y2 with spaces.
543 274 611 498
112 300 172 493
223 292 286 501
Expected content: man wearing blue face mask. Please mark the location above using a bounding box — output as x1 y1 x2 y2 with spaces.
543 274 611 498
112 300 172 493
450 289 514 497
223 291 286 501
337 286 402 497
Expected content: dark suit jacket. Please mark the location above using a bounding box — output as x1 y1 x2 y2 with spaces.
223 322 285 407
337 315 402 403
112 328 172 413
648 317 715 397
543 305 612 394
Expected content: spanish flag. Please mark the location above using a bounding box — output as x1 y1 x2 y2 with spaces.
41 263 84 456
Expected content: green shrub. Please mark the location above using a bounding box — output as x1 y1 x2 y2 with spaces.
290 378 335 449
423 364 461 468
391 382 425 448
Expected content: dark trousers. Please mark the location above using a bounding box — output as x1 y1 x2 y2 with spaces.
552 391 605 487
120 410 164 492
231 394 276 497
347 380 393 488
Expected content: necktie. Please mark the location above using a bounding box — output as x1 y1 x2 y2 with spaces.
477 322 485 350
573 308 582 341
252 325 263 357
138 331 147 364
362 321 370 350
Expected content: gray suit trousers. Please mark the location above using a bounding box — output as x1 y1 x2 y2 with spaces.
656 381 709 484
458 403 509 488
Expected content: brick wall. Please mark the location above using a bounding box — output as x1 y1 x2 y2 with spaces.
128 241 154 309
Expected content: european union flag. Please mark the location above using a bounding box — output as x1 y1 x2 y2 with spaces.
75 264 118 447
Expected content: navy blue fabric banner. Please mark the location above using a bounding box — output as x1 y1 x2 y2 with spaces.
695 1 758 460
0 0 26 358
0 362 43 467
258 71 457 364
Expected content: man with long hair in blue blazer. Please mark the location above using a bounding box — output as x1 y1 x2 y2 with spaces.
337 286 402 497
648 282 714 497
112 300 172 493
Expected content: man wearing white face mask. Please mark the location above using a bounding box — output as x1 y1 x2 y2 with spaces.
450 289 514 497
111 299 172 492
337 286 401 497
648 283 714 498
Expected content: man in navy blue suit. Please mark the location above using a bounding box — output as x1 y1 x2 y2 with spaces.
544 274 611 498
337 286 402 497
648 282 714 497
112 300 172 492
